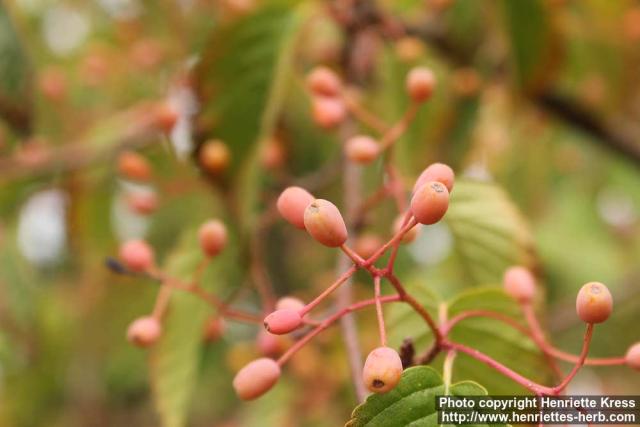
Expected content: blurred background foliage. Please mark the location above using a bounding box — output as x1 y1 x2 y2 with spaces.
0 0 639 426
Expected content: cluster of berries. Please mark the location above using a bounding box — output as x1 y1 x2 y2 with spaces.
233 161 455 400
117 218 229 347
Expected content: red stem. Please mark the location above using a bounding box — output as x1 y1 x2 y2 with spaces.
299 265 357 316
278 295 402 366
551 323 594 394
443 340 554 395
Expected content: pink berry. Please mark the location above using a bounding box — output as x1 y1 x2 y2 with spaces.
119 239 154 272
354 233 383 259
233 358 281 400
198 220 228 257
275 296 306 312
503 266 536 303
277 186 314 229
393 215 422 244
312 96 347 129
410 181 450 225
625 342 640 371
413 163 455 193
127 316 162 347
126 192 158 215
345 135 380 165
264 308 303 335
257 329 286 357
118 151 152 182
303 199 348 247
362 346 403 393
576 282 613 324
406 67 436 102
307 66 341 97
203 316 226 343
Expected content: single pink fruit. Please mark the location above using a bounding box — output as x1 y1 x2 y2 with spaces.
410 181 450 225
503 266 536 303
203 316 226 343
118 151 152 182
256 329 286 357
119 239 154 272
127 316 162 347
413 163 455 193
198 219 228 257
312 96 347 129
126 192 158 215
264 309 303 335
307 66 341 97
345 135 380 165
393 215 421 244
624 342 640 371
233 358 281 400
354 233 383 259
406 67 436 102
362 346 403 393
303 199 348 247
277 186 314 229
275 296 306 312
576 282 613 324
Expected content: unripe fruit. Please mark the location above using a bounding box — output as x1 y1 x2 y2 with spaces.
119 239 154 272
39 67 67 101
410 181 449 225
203 316 226 343
129 38 163 70
362 346 403 393
395 36 424 63
304 199 348 247
307 66 341 97
354 233 383 259
277 186 314 229
199 140 231 175
198 220 228 257
118 151 152 182
503 266 536 303
406 67 436 102
275 296 306 312
624 342 640 371
257 329 286 357
233 358 281 400
260 136 286 170
345 135 380 165
393 215 421 243
576 282 613 324
312 96 347 129
413 163 455 193
154 102 179 133
264 308 303 335
126 192 158 215
127 316 162 347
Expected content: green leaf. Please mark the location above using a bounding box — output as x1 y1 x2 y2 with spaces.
501 0 562 92
346 366 506 427
0 4 32 134
387 285 554 394
149 231 220 427
195 2 309 226
446 287 553 394
446 179 536 286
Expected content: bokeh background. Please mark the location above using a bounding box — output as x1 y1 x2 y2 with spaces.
0 0 639 426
